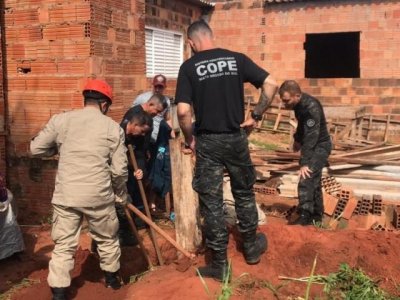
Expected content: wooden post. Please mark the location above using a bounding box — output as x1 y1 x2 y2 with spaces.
384 114 391 142
367 115 373 141
169 138 202 253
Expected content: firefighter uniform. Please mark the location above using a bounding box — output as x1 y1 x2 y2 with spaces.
31 106 128 288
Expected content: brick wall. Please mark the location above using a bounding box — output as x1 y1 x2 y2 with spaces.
143 0 207 97
209 0 400 114
0 14 6 178
3 0 207 221
3 0 147 220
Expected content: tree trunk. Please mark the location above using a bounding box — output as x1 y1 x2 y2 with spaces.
169 138 202 253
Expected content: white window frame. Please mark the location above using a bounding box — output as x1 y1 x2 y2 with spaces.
145 26 184 78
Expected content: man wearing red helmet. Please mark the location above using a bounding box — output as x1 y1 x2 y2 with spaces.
30 79 128 300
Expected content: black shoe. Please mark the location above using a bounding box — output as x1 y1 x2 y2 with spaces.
51 287 67 300
289 211 313 226
196 262 229 282
104 271 122 290
243 232 268 265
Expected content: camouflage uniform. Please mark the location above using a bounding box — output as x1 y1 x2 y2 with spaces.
193 130 258 254
294 93 332 217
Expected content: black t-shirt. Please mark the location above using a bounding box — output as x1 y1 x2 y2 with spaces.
175 48 269 133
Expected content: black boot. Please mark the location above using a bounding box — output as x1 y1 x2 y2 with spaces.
242 231 268 265
51 287 67 300
196 250 229 282
104 271 122 290
289 210 313 226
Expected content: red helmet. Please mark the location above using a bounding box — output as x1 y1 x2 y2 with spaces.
83 79 113 103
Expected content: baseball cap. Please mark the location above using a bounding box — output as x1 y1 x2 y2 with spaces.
152 74 167 88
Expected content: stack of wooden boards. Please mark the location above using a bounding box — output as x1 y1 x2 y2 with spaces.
251 144 400 230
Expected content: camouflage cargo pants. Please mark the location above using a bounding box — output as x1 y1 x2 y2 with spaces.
298 141 332 216
193 130 258 253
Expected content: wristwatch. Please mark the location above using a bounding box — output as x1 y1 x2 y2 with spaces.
251 111 263 121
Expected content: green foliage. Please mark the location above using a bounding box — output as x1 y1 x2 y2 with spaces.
322 263 396 300
280 263 398 300
305 255 318 300
217 261 233 300
248 139 280 151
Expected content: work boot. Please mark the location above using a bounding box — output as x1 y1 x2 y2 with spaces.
243 232 268 265
51 287 67 300
196 251 229 282
104 271 122 290
289 210 313 226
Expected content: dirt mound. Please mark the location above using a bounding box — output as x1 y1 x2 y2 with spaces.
1 219 400 299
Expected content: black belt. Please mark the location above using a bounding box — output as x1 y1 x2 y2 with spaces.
196 129 241 135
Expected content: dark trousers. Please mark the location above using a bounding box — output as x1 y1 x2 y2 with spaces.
193 130 258 253
298 142 331 216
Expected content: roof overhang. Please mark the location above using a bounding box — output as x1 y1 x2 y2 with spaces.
184 0 215 8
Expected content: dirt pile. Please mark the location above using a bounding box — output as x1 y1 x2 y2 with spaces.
1 218 400 300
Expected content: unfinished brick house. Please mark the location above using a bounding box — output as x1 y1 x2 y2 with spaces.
210 0 400 114
0 0 213 220
0 0 399 220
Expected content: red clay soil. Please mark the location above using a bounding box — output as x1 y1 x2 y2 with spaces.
1 219 400 300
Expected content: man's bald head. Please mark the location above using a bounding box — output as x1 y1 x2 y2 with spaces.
187 19 213 40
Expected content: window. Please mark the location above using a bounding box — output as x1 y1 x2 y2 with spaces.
145 27 183 78
305 32 360 78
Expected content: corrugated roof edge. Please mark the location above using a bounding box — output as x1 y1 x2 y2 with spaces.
185 0 215 7
264 0 315 4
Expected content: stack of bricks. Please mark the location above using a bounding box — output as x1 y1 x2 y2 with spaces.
358 195 372 216
253 184 278 195
332 188 358 220
321 176 342 195
372 194 383 216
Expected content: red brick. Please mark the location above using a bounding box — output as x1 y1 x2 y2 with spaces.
323 192 339 216
341 197 358 220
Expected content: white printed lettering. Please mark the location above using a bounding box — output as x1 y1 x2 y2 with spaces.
196 65 207 76
207 63 218 73
228 60 237 71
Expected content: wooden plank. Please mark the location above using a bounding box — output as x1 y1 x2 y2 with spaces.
331 144 400 158
384 114 391 142
169 139 202 252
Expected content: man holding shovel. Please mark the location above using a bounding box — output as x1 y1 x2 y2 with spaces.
31 79 127 299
